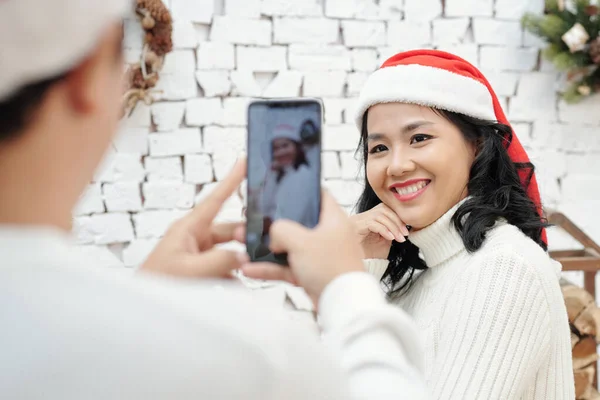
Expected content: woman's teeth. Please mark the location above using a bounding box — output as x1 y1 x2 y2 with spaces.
394 181 428 196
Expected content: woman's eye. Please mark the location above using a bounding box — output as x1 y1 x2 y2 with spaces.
369 144 388 154
410 134 432 145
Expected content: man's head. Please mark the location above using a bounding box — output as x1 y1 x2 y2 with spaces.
0 0 129 228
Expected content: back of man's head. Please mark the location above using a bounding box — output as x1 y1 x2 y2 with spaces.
0 0 130 228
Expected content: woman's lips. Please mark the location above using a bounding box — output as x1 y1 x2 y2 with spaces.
389 179 431 202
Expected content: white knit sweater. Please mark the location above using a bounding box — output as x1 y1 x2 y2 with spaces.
364 202 575 399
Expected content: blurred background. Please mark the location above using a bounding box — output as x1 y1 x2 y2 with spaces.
74 0 600 291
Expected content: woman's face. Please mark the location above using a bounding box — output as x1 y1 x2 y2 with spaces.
366 103 476 230
272 138 298 168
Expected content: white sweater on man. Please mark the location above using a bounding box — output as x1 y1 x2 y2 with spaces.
364 202 575 399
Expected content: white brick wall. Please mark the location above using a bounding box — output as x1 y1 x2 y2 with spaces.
79 0 600 279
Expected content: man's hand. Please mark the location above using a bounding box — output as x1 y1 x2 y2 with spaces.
241 190 365 305
140 160 247 278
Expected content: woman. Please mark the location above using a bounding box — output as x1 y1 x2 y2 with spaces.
254 123 319 259
350 50 574 399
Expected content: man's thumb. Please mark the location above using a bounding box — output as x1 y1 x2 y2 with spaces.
269 220 308 254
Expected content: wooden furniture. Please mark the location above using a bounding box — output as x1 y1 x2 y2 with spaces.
548 211 600 399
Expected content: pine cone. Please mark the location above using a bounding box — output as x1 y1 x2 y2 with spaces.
590 37 600 65
147 23 173 56
137 0 171 23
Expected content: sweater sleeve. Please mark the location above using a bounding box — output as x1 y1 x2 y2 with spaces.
429 250 553 399
318 272 429 400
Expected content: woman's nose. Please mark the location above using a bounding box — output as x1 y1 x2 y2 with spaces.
387 151 416 177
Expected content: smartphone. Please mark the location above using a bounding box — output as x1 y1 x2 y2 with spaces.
246 98 323 266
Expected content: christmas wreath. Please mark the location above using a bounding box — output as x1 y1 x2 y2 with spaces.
523 0 600 102
123 0 173 115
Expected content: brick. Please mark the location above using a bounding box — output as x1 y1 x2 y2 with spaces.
154 73 198 100
531 122 600 152
351 49 378 72
432 18 470 45
204 127 246 154
528 149 567 181
473 19 522 46
75 213 135 245
261 0 323 17
186 98 223 126
148 128 202 156
171 0 214 23
445 0 493 17
341 21 386 47
508 73 558 122
322 179 364 206
558 201 600 245
194 24 210 42
523 30 546 48
195 71 231 97
151 102 185 132
124 48 142 64
197 42 235 69
123 18 144 49
289 45 352 71
322 152 342 179
323 125 360 151
221 98 251 126
481 70 519 97
133 210 188 238
510 123 533 149
210 16 272 46
404 0 441 22
325 0 403 20
562 175 600 203
74 245 124 268
184 154 214 184
273 18 339 45
74 184 104 216
95 153 145 183
480 46 538 72
230 71 262 97
340 151 363 179
495 0 544 20
549 227 586 253
237 46 287 71
120 103 151 128
347 72 368 96
558 96 600 125
566 153 600 175
434 44 479 67
123 239 159 267
103 182 142 212
262 71 303 97
172 20 198 48
161 50 196 76
303 71 347 97
322 98 355 125
143 182 196 209
530 122 565 150
387 21 432 49
112 128 148 155
145 157 183 182
224 0 261 18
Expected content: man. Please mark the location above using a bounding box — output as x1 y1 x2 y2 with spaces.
0 1 428 399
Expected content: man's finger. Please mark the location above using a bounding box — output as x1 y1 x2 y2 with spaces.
190 158 247 224
241 263 296 284
182 249 243 278
211 222 245 244
269 219 308 253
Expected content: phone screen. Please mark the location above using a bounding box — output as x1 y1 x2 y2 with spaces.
246 99 322 265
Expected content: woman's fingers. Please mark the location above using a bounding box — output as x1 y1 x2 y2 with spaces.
366 220 396 241
377 204 410 237
374 214 406 242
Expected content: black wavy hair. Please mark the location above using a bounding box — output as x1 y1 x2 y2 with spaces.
356 109 549 299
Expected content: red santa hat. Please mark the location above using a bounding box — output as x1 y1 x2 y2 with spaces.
355 49 547 246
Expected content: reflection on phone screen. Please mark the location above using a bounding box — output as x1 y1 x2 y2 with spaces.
246 101 322 264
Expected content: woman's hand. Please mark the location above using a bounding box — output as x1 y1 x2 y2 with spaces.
349 203 410 259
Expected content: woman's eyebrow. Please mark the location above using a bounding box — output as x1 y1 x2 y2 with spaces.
367 121 434 141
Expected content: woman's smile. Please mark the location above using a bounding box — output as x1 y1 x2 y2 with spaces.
389 179 431 202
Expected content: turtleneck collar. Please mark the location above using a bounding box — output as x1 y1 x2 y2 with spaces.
408 198 468 268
